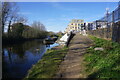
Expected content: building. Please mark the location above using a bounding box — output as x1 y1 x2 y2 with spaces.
92 20 108 30
84 22 93 31
65 19 84 33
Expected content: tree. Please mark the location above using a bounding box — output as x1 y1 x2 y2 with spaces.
22 22 48 39
10 23 24 38
48 31 55 36
7 3 19 33
31 21 46 31
16 15 27 24
22 25 36 39
2 2 27 34
2 2 11 33
30 21 47 38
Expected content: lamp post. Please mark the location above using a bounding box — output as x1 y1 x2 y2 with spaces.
106 8 109 38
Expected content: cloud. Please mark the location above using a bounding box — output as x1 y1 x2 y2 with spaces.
18 12 31 15
51 2 80 11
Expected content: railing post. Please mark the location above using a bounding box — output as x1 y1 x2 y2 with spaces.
118 1 120 7
112 11 115 41
118 1 120 20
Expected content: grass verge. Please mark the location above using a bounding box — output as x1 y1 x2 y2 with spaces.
25 47 68 79
84 36 120 79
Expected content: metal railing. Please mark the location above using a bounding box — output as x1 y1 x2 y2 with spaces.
99 3 120 23
92 3 120 30
88 2 120 43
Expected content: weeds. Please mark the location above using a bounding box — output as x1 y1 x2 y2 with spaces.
25 47 68 79
84 36 120 79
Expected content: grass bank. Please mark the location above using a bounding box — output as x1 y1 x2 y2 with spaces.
25 47 68 79
84 36 120 79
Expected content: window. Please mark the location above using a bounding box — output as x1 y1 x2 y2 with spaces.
78 24 80 26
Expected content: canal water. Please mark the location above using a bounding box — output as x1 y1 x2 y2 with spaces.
2 40 59 79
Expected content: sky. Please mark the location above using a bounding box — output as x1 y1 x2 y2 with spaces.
17 2 118 32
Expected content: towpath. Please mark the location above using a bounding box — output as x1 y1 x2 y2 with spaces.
55 33 93 78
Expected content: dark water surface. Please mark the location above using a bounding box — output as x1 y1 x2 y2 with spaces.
2 40 59 79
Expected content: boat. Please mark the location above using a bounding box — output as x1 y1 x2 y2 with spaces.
43 36 56 44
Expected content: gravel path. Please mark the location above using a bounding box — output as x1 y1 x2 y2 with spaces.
55 33 93 78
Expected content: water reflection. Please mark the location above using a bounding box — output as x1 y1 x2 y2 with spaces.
3 40 47 78
46 43 59 49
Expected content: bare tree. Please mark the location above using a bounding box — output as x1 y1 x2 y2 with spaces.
16 15 28 24
2 2 19 33
31 21 46 31
2 2 27 33
2 2 11 33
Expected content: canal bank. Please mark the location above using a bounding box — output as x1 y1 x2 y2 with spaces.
25 32 75 79
25 46 68 78
25 33 93 79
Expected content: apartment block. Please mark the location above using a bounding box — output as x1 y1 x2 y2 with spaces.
65 19 84 33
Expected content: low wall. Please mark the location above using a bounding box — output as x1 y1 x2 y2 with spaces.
57 32 75 47
87 28 112 40
66 32 75 47
87 22 120 43
112 22 120 43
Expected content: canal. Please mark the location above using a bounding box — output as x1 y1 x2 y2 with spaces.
2 40 59 79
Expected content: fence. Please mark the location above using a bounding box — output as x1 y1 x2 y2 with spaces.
88 2 120 43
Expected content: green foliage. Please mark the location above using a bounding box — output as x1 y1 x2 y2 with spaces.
25 47 68 78
48 31 55 36
56 31 64 38
3 22 48 44
84 36 120 79
22 26 48 39
10 23 24 38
